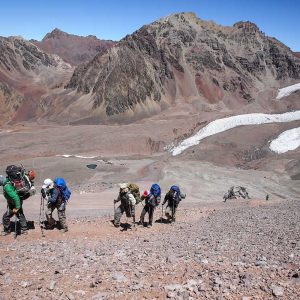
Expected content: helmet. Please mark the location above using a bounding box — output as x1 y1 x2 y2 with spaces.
143 190 150 197
0 175 5 186
42 178 53 189
28 170 36 181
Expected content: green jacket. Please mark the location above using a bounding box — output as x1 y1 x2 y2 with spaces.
3 178 21 209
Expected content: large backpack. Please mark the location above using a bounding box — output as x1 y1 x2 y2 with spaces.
170 185 181 205
150 183 161 198
5 165 33 199
128 183 141 204
54 178 71 202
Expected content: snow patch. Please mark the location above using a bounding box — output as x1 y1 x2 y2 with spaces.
171 111 300 156
270 127 300 153
56 154 97 159
276 83 300 99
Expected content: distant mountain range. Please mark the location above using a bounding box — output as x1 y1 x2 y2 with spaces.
0 12 300 125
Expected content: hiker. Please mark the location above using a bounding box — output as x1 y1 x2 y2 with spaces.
139 184 161 228
114 183 136 228
162 185 186 223
1 173 28 236
42 178 68 232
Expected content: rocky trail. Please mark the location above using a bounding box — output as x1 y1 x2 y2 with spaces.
0 198 299 300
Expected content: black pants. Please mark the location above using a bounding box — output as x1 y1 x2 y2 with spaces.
2 206 27 232
140 205 155 225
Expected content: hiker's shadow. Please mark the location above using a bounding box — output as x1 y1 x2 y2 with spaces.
9 220 35 235
155 218 169 224
120 223 132 231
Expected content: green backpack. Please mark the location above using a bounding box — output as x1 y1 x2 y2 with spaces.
128 183 141 204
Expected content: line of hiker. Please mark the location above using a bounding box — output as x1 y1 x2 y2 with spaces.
113 183 186 229
1 164 186 236
0 164 71 237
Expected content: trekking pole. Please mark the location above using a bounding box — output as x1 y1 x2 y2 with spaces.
39 195 45 237
14 213 18 239
172 200 175 223
161 204 164 222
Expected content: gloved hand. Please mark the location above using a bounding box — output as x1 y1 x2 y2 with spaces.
12 208 19 214
113 199 118 204
41 188 47 198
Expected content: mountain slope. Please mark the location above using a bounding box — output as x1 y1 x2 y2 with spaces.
0 35 73 125
32 28 116 66
63 12 300 123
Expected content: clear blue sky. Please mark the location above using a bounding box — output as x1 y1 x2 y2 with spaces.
1 0 299 50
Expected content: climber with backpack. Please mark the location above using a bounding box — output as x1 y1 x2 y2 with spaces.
139 183 161 228
113 183 136 228
0 165 36 236
162 185 186 223
42 177 71 233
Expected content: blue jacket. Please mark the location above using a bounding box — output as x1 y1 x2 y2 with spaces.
47 185 63 204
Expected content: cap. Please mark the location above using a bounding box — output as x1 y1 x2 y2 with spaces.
119 183 128 190
42 178 53 189
143 190 150 197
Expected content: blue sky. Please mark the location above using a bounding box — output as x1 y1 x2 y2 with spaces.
1 0 299 50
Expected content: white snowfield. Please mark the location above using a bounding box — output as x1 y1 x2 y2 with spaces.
276 83 300 99
171 111 300 156
56 154 97 159
270 127 300 153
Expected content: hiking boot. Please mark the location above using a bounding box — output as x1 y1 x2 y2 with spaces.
20 230 28 235
60 228 68 233
0 230 11 236
147 224 152 228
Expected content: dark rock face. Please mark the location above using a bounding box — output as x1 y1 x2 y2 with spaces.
66 12 300 118
32 28 116 66
0 36 59 72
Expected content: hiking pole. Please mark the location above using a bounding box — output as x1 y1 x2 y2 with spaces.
39 195 45 237
172 200 175 223
14 213 18 239
161 204 164 222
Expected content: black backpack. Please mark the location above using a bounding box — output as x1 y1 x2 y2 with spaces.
5 165 32 199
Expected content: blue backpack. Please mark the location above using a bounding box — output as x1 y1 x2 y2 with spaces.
170 185 180 194
150 183 161 198
54 178 71 202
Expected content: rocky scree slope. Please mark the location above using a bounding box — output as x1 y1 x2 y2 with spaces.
0 35 73 125
32 28 116 66
65 12 300 122
0 200 299 299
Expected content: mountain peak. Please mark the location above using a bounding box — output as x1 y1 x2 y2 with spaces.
43 28 68 41
233 21 260 33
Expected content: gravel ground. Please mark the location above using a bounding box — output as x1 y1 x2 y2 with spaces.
0 198 299 300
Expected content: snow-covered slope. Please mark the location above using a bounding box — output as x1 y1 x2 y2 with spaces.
270 127 300 153
276 83 300 99
171 111 300 156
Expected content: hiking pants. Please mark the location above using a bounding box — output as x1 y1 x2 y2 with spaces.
140 205 155 226
114 204 135 226
2 206 27 232
165 204 177 222
46 202 68 229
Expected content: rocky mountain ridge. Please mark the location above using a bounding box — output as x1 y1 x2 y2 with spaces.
0 35 73 125
32 28 116 66
63 12 300 122
1 12 300 126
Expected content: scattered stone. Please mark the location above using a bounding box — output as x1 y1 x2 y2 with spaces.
48 281 56 291
272 285 284 297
